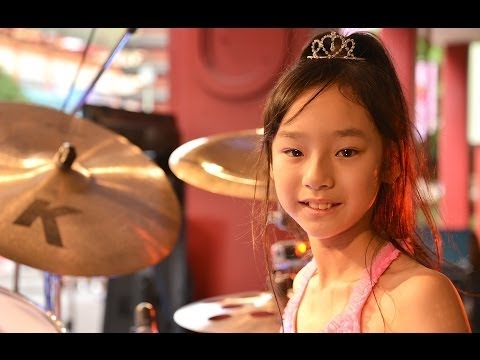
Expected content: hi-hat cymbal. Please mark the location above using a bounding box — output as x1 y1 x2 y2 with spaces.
169 128 272 200
173 291 281 333
0 102 181 276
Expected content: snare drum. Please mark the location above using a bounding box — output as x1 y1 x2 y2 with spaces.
0 286 66 333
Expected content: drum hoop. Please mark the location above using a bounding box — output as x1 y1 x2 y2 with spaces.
0 286 66 333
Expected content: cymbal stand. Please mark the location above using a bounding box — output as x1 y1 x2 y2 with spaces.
44 272 62 320
13 262 20 293
70 28 137 115
42 28 137 325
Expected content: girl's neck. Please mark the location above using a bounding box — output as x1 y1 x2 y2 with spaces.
308 229 385 288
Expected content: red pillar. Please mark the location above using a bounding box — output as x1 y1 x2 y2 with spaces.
438 45 469 229
380 28 417 119
474 148 480 241
169 29 312 300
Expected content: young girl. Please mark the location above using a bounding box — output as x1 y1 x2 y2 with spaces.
253 30 471 333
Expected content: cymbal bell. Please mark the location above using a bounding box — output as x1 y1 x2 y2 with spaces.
173 291 281 333
169 128 272 200
0 102 181 277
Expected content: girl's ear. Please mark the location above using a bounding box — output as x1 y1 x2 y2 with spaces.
381 144 401 184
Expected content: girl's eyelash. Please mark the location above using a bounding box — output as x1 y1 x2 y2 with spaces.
336 148 358 157
279 147 360 158
283 149 302 157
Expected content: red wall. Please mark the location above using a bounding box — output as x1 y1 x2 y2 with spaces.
169 29 311 300
380 28 416 119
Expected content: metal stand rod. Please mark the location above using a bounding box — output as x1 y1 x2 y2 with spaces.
71 27 137 115
44 272 62 320
13 262 20 293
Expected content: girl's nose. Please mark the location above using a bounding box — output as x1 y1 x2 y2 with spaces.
302 156 334 190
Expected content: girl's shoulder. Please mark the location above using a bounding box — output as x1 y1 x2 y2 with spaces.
382 253 454 292
374 254 471 332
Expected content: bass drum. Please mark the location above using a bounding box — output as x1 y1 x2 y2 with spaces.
0 286 66 333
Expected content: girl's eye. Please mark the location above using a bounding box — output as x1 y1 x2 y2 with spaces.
285 149 303 157
336 149 358 157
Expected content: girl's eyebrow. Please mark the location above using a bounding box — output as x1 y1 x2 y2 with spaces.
276 130 303 139
277 128 368 139
333 128 367 139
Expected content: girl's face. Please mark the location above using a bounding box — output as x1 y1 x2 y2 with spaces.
271 84 384 242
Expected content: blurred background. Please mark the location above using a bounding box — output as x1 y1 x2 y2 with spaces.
0 28 479 333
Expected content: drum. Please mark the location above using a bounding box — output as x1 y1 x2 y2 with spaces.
0 286 66 333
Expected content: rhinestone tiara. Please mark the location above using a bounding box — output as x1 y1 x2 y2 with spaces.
307 31 365 61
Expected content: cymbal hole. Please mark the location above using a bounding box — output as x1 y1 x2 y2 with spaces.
222 304 244 310
208 314 231 321
250 310 275 318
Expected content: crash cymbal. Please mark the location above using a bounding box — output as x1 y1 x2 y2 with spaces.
169 128 273 200
0 102 181 276
173 291 281 333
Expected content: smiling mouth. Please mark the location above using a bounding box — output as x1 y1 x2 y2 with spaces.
302 202 340 210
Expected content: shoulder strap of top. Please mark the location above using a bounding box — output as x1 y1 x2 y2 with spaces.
324 242 401 332
281 243 401 333
281 259 317 332
346 242 401 312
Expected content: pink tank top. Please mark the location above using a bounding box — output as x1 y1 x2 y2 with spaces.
281 242 400 333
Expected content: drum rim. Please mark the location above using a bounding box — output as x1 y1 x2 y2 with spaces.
0 286 66 333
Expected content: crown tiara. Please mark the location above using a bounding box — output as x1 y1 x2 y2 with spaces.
307 31 365 61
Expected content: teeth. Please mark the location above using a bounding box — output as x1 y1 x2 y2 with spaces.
308 203 332 210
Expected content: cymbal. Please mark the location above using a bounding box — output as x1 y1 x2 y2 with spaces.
173 291 281 333
169 128 272 200
0 102 181 276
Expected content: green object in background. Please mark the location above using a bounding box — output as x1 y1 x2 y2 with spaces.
0 67 26 101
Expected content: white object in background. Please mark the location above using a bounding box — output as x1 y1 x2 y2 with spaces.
468 42 480 145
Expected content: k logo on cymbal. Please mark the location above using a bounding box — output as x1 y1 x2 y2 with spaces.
13 198 81 247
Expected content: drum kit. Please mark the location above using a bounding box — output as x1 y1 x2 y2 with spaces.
0 27 287 333
0 102 181 332
0 96 288 332
168 130 304 333
168 127 308 333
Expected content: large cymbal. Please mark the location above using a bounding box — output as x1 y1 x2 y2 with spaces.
0 102 181 277
173 291 281 333
169 128 272 200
